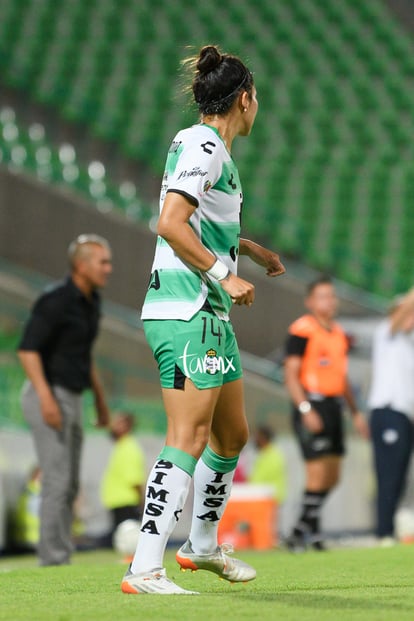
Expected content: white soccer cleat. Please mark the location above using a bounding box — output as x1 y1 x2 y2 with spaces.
121 566 199 595
176 541 256 583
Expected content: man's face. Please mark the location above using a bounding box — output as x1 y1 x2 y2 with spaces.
78 243 112 289
110 416 128 440
306 283 338 320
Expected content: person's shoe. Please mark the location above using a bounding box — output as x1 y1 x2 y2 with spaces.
285 532 307 553
378 536 397 548
176 541 256 583
121 566 199 595
310 537 327 551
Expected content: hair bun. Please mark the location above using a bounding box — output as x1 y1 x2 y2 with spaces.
196 45 222 75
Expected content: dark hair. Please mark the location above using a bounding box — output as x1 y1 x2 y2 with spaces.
185 45 254 115
256 425 275 442
306 275 333 296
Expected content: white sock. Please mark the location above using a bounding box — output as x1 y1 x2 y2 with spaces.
188 448 237 555
131 457 192 574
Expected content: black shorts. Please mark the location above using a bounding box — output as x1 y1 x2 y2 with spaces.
292 397 345 461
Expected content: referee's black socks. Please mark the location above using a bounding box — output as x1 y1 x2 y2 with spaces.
293 489 329 539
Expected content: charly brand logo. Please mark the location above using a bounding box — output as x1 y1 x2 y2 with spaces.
200 140 216 154
312 437 331 452
228 173 237 190
179 341 236 377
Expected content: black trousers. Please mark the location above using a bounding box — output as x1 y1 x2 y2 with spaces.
370 407 414 537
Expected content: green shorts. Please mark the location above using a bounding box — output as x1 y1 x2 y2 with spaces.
143 310 243 390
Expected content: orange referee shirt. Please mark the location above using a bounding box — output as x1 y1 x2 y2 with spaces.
286 314 349 397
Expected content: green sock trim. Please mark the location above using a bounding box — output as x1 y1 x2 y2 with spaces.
201 445 239 473
158 446 197 476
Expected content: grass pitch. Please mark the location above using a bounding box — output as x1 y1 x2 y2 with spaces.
1 545 414 621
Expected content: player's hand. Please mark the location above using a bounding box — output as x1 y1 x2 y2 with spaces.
262 250 286 277
220 273 255 306
40 393 63 430
94 397 110 428
302 408 324 433
352 411 370 439
239 239 285 277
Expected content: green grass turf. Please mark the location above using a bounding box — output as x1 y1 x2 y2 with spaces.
1 546 414 621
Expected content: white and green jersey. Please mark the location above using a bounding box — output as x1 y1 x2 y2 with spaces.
141 124 243 321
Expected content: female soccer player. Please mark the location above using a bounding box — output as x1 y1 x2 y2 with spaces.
121 45 285 595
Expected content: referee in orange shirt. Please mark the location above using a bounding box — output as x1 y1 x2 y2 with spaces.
284 276 369 551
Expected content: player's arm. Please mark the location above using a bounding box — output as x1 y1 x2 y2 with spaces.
158 192 218 271
284 354 324 433
239 238 285 277
18 295 63 430
158 192 255 306
390 287 414 334
90 363 110 428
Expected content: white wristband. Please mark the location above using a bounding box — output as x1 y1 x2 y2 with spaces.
206 259 230 281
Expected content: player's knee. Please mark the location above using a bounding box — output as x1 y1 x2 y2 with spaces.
226 425 249 455
237 425 249 451
192 425 212 457
325 466 341 489
210 427 248 457
166 422 211 459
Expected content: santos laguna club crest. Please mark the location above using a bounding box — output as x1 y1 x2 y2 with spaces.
205 348 220 375
178 340 236 377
